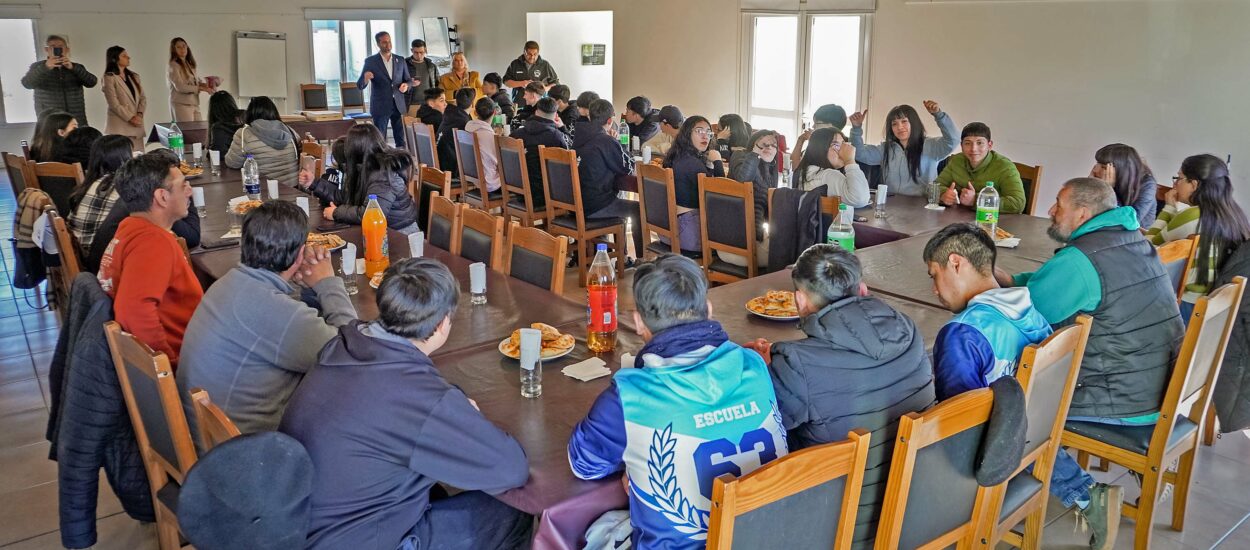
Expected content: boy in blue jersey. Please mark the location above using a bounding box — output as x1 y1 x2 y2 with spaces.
568 254 789 549
924 223 1053 400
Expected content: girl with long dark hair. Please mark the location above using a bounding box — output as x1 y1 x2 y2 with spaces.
723 129 781 268
101 46 147 150
224 96 300 184
297 125 419 231
30 111 77 162
207 90 243 156
52 125 101 167
715 113 750 161
68 134 138 250
662 115 724 252
848 100 957 196
793 128 869 207
1092 143 1158 227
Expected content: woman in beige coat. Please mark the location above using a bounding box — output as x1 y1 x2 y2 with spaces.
101 46 146 151
168 37 212 122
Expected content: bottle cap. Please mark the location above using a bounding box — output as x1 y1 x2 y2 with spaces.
368 194 378 200
986 181 995 187
596 243 608 252
839 203 848 210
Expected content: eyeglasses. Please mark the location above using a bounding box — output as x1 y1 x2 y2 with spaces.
756 143 778 150
1172 176 1183 183
693 128 714 137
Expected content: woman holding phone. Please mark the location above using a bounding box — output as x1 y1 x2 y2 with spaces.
101 46 147 151
168 37 214 122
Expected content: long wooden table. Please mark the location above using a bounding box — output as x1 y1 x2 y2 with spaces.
149 118 364 145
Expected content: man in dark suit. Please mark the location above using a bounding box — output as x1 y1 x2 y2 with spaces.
356 31 411 146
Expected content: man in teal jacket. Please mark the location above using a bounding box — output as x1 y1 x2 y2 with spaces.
995 177 1185 550
936 122 1027 213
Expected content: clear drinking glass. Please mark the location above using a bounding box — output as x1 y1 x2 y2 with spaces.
927 181 941 207
874 184 889 218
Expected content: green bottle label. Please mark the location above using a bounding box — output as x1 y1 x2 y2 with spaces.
169 135 183 149
976 207 998 224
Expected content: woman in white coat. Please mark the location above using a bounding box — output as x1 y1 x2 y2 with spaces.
100 46 146 151
168 37 212 122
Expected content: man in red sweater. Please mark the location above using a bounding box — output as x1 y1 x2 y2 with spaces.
97 149 203 367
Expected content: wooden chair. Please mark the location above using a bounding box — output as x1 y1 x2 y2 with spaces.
413 166 454 233
1158 235 1201 304
33 160 84 215
105 321 199 550
765 189 841 243
637 163 703 263
412 121 442 171
300 83 329 111
539 145 627 286
699 175 758 283
1014 162 1044 216
189 389 241 452
708 429 871 550
300 153 325 180
497 136 545 229
46 206 82 289
1063 277 1246 549
455 128 505 212
982 316 1092 549
20 140 31 159
457 206 505 268
874 388 997 550
339 82 366 114
2 152 37 194
427 192 464 255
300 140 325 162
503 225 568 292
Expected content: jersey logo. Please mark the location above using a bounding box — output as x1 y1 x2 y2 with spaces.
634 423 709 539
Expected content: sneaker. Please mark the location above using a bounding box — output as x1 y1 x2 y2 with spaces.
1076 483 1122 550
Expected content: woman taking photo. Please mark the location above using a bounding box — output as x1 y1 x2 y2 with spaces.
438 52 482 103
67 135 135 250
1092 143 1158 227
724 129 781 268
296 124 418 231
29 111 77 162
207 90 243 157
849 100 958 196
224 96 300 184
101 46 146 151
168 37 213 121
662 115 725 253
793 128 869 208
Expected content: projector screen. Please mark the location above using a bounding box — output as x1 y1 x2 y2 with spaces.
422 17 451 58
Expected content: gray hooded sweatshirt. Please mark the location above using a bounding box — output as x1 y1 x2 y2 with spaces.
225 119 301 186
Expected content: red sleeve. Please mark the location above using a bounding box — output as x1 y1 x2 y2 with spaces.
112 231 179 363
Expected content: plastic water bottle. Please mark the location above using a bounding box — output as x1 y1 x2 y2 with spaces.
587 244 617 354
976 181 1001 237
827 203 856 253
168 122 184 161
241 155 261 199
362 195 390 277
618 119 630 148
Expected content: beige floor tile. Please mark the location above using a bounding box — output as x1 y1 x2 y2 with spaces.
0 442 57 495
0 474 125 546
0 356 34 386
0 409 49 449
0 379 45 417
1 512 158 550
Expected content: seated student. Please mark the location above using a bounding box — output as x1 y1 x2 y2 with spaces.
509 81 546 131
1091 143 1158 227
280 258 531 550
436 87 475 175
641 105 682 156
935 122 1026 214
574 90 599 122
481 72 514 123
415 87 446 130
994 178 1185 549
849 100 958 196
178 201 356 436
743 244 934 547
68 134 134 250
569 254 788 549
548 84 576 129
96 150 203 367
714 113 750 161
511 97 572 208
464 97 502 192
572 98 643 258
924 223 1051 400
51 125 101 167
624 96 660 144
1150 154 1250 320
30 111 77 162
723 129 780 268
793 128 869 208
298 124 418 232
225 96 300 185
207 90 243 157
790 103 848 170
661 116 725 254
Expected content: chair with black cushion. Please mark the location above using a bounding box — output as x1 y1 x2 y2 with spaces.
339 83 365 114
189 389 241 453
3 152 36 194
300 83 328 111
983 316 1092 548
539 145 627 286
699 175 757 283
1014 162 1044 216
413 122 442 171
874 388 997 550
503 225 568 292
402 116 419 158
1063 277 1246 549
707 429 871 550
427 192 464 254
637 163 702 264
1158 235 1200 304
105 321 199 550
455 129 505 212
413 166 454 233
457 206 505 269
33 161 84 215
497 136 545 229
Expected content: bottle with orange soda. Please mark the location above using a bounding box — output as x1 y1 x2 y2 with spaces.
587 244 617 353
362 194 389 277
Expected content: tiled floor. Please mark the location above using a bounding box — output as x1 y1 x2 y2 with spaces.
1 170 1248 549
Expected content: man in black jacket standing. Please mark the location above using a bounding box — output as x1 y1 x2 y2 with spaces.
21 35 97 125
404 39 439 116
573 99 642 258
503 40 559 103
511 97 571 207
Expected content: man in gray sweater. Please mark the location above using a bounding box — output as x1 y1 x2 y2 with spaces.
178 201 356 440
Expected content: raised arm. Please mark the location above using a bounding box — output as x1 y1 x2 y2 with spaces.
847 109 884 166
71 63 98 88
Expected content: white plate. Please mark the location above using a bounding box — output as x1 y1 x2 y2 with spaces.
307 234 347 251
745 303 800 322
498 338 575 362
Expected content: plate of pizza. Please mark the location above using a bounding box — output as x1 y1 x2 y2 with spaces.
746 290 800 321
179 161 204 178
231 199 264 215
306 232 346 250
499 322 577 361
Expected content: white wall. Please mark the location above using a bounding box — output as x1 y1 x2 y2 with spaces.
525 11 613 104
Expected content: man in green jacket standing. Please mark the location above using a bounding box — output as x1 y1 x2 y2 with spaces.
995 177 1185 550
936 122 1026 213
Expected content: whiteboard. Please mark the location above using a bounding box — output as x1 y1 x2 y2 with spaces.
236 32 288 99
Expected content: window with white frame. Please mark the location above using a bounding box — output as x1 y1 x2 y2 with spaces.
0 18 38 124
309 13 403 107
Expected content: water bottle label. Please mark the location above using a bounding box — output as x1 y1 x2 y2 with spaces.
169 135 183 149
976 207 998 224
244 181 261 195
588 287 617 332
381 234 389 258
828 233 855 253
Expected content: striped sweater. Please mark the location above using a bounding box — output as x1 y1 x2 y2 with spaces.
1147 202 1199 246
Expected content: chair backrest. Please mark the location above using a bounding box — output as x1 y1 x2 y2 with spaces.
1158 235 1200 303
427 192 464 254
189 388 241 452
875 388 996 550
504 225 568 292
300 83 328 111
416 166 453 231
820 196 841 218
105 321 199 485
339 83 365 111
1014 162 1043 216
3 152 36 194
497 136 536 215
699 174 757 278
33 161 84 214
300 141 325 162
46 207 82 283
413 122 439 169
300 153 325 180
708 429 871 550
458 206 505 268
539 145 587 227
402 116 419 157
637 163 680 249
453 128 486 195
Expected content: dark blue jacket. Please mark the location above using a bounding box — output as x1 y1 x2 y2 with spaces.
357 53 411 119
572 121 633 215
512 116 572 208
666 150 725 210
279 321 529 550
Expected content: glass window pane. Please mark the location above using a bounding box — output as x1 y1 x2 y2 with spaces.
343 21 368 85
806 15 862 123
311 20 342 106
750 115 797 150
371 20 397 54
750 16 798 112
0 19 38 123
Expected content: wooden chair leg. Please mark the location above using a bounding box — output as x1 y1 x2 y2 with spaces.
1077 450 1091 470
1095 456 1110 472
154 503 181 550
1133 467 1165 550
616 226 627 273
1203 404 1217 446
1021 505 1045 550
1170 448 1198 531
577 236 590 287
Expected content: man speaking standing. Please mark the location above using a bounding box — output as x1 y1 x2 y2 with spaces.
357 31 410 147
